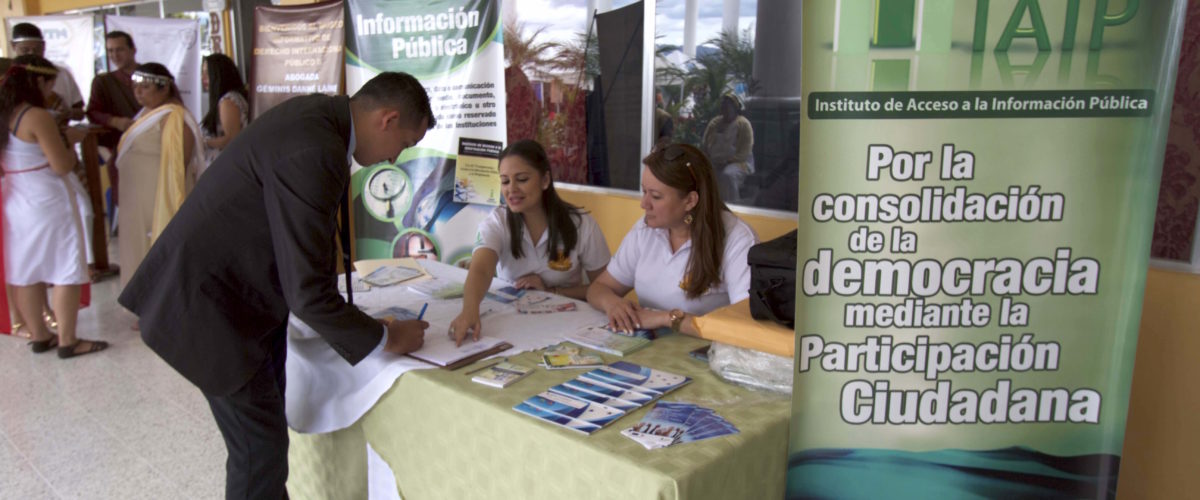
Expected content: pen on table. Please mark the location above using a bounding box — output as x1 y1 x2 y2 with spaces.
417 303 428 321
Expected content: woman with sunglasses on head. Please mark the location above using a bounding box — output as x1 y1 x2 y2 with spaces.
587 143 758 336
115 63 203 290
449 140 611 345
1 56 107 357
199 53 248 175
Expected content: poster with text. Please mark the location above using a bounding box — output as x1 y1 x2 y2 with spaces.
346 0 506 266
788 1 1188 498
250 0 344 119
6 15 95 104
105 16 203 121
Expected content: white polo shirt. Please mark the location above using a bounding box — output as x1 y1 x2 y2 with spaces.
607 211 757 316
476 206 611 288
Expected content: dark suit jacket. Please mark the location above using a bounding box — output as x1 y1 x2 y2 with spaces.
85 72 139 150
118 94 382 397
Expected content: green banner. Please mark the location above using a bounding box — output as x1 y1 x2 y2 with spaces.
789 1 1188 498
345 0 505 265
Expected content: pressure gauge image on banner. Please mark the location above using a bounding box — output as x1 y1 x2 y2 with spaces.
363 165 412 222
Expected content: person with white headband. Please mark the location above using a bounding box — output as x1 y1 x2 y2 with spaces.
9 23 85 125
114 63 202 296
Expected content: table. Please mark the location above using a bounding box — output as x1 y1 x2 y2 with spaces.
288 339 791 499
286 263 791 499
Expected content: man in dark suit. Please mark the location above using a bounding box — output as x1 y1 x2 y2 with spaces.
118 72 435 499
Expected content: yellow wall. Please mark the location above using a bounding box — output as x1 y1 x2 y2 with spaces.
558 186 797 254
1116 268 1200 498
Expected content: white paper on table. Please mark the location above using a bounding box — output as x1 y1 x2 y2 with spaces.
406 332 508 367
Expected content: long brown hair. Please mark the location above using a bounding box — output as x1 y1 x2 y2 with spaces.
643 143 728 299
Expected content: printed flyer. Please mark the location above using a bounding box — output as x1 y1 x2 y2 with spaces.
789 1 1188 498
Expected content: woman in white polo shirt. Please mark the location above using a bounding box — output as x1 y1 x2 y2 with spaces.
587 144 758 336
449 140 610 344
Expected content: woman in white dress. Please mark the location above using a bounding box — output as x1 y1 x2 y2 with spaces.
115 63 203 289
199 53 249 175
587 143 758 337
449 140 610 345
1 56 106 357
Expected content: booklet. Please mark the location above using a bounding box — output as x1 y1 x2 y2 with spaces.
520 391 625 428
541 343 604 370
562 378 655 406
368 306 421 321
517 300 579 314
566 326 651 356
360 265 423 287
513 399 602 435
454 137 503 206
601 362 693 393
548 383 641 411
470 362 533 388
337 278 371 293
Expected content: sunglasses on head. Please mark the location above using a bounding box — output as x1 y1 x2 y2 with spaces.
661 145 698 184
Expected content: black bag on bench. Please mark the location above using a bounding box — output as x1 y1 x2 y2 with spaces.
747 230 797 328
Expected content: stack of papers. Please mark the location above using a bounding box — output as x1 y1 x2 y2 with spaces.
512 362 690 434
622 402 739 449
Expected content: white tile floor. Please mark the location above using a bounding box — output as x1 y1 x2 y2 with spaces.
0 273 226 499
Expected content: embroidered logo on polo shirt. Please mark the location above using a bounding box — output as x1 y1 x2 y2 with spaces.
548 252 572 271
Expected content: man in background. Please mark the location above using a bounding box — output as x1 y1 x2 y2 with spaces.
86 30 141 204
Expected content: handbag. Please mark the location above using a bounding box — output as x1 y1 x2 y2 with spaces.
747 230 797 328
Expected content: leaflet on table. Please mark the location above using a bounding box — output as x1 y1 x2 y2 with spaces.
366 306 421 321
513 400 602 435
548 383 641 411
566 326 651 356
405 331 510 367
470 361 533 388
585 363 692 393
406 276 465 299
513 362 691 435
541 343 603 370
567 376 656 404
512 292 579 314
517 391 625 428
360 265 423 287
622 401 739 450
485 285 526 304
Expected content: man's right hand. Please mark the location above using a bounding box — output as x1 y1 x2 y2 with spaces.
383 319 428 355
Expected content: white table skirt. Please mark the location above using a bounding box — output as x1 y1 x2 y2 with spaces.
285 260 608 433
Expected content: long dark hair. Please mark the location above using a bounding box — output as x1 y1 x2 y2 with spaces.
0 55 56 152
201 53 247 135
643 143 728 299
499 140 582 262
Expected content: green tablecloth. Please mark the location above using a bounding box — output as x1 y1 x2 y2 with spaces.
289 334 791 499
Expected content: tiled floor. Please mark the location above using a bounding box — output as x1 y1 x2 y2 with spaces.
0 273 226 499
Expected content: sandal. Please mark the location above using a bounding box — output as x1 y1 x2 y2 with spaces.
29 335 60 354
11 322 32 339
57 339 109 359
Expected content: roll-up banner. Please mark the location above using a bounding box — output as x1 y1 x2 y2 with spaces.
251 0 345 119
104 16 203 121
5 16 95 103
346 0 506 265
788 2 1188 498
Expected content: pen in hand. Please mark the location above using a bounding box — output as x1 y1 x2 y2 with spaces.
417 303 428 321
